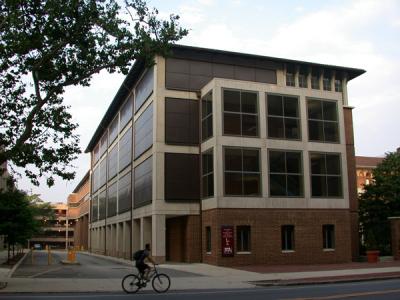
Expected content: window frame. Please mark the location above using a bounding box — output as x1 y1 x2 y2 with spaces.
266 93 301 141
311 75 320 90
201 148 214 199
206 226 212 254
335 79 343 92
236 225 251 253
222 88 260 138
286 72 295 87
268 149 304 197
223 146 262 197
307 98 340 143
201 90 213 142
322 224 335 250
298 73 308 88
281 225 295 251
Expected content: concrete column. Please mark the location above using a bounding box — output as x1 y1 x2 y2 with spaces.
106 225 112 255
152 214 166 262
117 222 123 258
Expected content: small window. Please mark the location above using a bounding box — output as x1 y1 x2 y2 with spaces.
202 91 213 142
323 77 331 91
281 225 295 251
335 79 342 92
311 75 320 89
286 72 295 87
323 224 335 249
202 149 214 198
267 94 300 140
206 226 211 253
237 226 251 252
298 73 307 88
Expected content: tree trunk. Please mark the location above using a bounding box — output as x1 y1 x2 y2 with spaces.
12 244 15 257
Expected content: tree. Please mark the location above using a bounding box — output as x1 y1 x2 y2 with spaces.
0 189 53 261
0 0 188 186
359 151 400 254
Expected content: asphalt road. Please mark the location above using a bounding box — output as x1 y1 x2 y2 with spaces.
12 251 201 279
2 279 400 300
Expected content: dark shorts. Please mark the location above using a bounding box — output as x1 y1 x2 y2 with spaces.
136 262 150 274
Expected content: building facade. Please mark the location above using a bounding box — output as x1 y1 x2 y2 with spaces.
86 45 364 265
67 171 90 250
29 203 73 249
355 156 384 194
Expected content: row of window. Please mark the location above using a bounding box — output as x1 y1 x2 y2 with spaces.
92 67 154 165
200 89 340 144
202 148 343 198
286 71 343 92
205 224 335 253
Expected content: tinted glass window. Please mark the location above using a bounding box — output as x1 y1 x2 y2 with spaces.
91 195 98 222
119 127 132 172
92 166 100 193
323 224 335 249
281 225 295 250
107 182 117 217
135 67 154 112
118 172 131 213
134 156 152 208
307 99 339 142
108 145 118 180
310 152 342 197
99 134 107 157
237 226 251 252
201 91 213 142
99 158 107 188
98 190 106 220
202 149 214 198
120 96 133 130
134 103 153 159
109 116 118 144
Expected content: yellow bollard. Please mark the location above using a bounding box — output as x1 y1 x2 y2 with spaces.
67 249 76 262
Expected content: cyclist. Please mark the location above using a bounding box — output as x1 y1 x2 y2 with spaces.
135 243 156 281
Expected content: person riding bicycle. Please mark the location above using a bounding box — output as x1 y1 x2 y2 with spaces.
134 243 156 281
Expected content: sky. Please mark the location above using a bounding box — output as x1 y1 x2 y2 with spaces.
16 0 400 202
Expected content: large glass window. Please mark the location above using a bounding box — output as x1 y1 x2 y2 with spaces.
269 150 303 197
202 149 214 198
120 96 133 130
109 115 118 144
91 195 98 222
108 145 118 180
323 224 335 249
165 98 199 145
267 94 300 140
135 67 154 113
93 146 99 165
99 158 107 188
134 103 153 159
310 152 342 197
236 226 251 252
307 99 339 143
223 89 258 137
92 166 99 193
99 133 108 157
107 182 117 217
119 127 132 172
281 225 295 251
98 189 106 220
202 91 213 141
118 172 132 213
224 147 261 196
134 156 152 208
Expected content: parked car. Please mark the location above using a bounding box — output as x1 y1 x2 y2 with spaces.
33 244 42 250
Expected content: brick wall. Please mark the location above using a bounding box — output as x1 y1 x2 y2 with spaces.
202 208 352 266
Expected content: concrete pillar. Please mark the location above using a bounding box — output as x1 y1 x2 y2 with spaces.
152 214 166 262
117 222 123 258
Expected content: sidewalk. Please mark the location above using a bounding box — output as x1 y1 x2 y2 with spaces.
2 251 400 293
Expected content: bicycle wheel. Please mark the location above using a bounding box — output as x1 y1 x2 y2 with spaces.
152 273 171 293
121 274 141 293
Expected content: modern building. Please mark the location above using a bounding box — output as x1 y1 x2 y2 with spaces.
355 156 384 194
29 203 73 249
67 171 90 250
86 45 365 265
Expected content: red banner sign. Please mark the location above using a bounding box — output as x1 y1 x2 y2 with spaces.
221 226 234 257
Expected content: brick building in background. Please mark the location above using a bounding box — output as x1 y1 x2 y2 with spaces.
67 171 90 250
355 156 384 194
86 45 365 265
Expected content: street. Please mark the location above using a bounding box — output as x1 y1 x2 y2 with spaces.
1 279 400 299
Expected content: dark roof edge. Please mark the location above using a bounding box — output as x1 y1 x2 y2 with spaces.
171 44 366 80
72 170 90 193
84 59 145 153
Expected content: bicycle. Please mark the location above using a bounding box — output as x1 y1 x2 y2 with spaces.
121 264 171 293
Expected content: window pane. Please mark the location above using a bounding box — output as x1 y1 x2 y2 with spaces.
120 97 133 130
107 183 117 217
308 120 324 141
119 127 132 172
268 116 284 138
224 113 241 135
308 99 323 119
311 176 326 197
286 152 301 174
284 97 298 117
202 151 213 174
206 227 211 252
225 148 242 171
285 118 300 140
327 176 342 197
241 92 258 113
299 74 307 88
108 145 118 180
243 173 260 196
269 151 285 173
270 174 286 196
326 154 340 175
202 174 214 198
287 175 302 196
310 153 326 174
224 90 240 112
282 225 294 250
323 101 337 121
242 149 259 172
134 103 153 159
324 122 339 142
225 172 243 195
134 157 152 208
242 114 258 136
311 76 320 89
135 67 154 112
267 95 283 116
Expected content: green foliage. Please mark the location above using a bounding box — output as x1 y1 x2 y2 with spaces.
359 151 400 254
0 0 187 186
